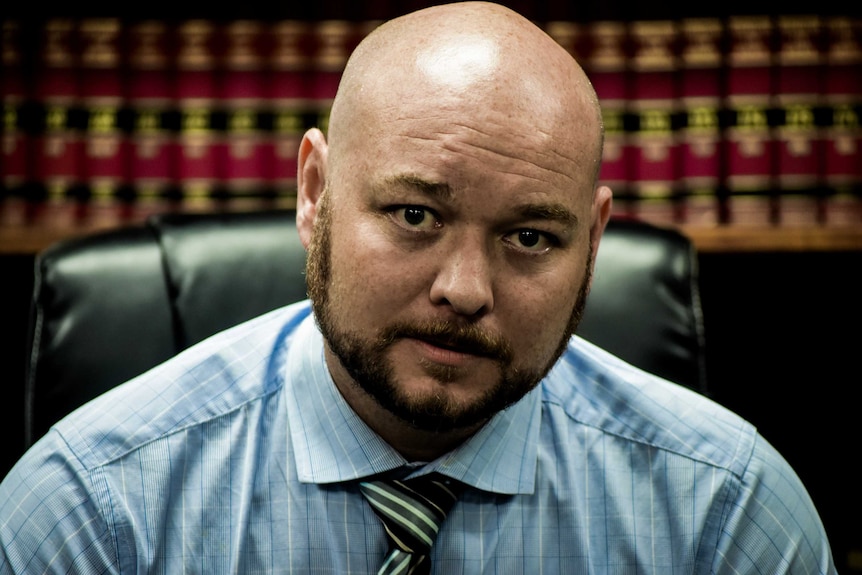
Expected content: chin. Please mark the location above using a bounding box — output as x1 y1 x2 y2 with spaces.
371 367 537 434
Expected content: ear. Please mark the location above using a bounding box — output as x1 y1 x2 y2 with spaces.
296 128 329 249
588 185 613 268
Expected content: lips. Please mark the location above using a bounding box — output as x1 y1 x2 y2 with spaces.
379 320 514 365
413 338 485 367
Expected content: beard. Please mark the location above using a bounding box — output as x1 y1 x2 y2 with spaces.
305 190 592 434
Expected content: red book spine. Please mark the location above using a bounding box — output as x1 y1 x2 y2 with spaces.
1 20 29 222
310 20 356 132
127 20 177 213
774 15 824 226
822 16 862 226
584 21 632 218
678 18 724 226
79 18 130 221
724 16 777 226
628 20 680 225
268 20 314 201
33 19 83 213
269 20 312 107
175 20 222 207
221 20 271 207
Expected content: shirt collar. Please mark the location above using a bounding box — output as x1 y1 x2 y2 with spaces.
284 313 540 495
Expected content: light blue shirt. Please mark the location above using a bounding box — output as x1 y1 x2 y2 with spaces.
0 301 835 573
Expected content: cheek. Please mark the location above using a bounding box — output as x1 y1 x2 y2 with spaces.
500 271 582 352
327 220 430 312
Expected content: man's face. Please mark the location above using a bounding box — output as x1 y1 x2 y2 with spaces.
304 94 599 434
307 190 592 433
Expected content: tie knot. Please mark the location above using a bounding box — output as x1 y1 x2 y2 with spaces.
360 473 462 569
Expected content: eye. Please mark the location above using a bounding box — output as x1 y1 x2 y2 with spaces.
389 206 441 232
505 229 556 253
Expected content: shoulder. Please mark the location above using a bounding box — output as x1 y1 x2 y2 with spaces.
0 302 313 572
53 301 312 473
540 336 835 572
543 335 756 477
0 428 120 571
712 433 836 572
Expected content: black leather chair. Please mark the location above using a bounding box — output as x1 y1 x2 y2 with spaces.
20 211 706 455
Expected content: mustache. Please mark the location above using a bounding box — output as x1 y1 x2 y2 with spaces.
378 321 514 364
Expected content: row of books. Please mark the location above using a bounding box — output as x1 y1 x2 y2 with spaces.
553 16 862 226
2 16 861 228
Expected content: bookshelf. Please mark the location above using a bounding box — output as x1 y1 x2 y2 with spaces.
2 7 860 256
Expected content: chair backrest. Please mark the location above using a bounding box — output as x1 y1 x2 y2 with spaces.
22 211 705 451
579 218 706 391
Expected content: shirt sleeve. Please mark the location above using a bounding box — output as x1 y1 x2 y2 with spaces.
0 430 120 575
711 433 837 575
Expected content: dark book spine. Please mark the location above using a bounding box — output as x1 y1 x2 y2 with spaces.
773 15 824 225
268 20 314 202
175 20 221 208
309 20 356 133
628 20 681 225
33 19 83 215
584 21 632 218
822 16 862 226
678 18 724 226
127 20 178 214
1 20 30 223
724 16 777 226
544 20 584 62
79 18 130 221
221 20 271 207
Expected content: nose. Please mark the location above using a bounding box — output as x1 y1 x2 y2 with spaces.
429 238 495 317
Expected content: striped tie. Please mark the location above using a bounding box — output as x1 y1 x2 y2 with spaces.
360 473 462 575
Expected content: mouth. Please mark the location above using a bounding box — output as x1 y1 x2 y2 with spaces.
418 334 493 357
379 321 513 366
412 337 487 367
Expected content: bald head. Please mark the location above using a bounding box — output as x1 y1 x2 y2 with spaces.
325 1 604 191
295 3 613 445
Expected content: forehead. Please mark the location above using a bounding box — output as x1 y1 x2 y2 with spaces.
341 103 593 211
327 4 603 187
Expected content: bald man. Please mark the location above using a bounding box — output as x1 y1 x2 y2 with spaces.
0 3 835 573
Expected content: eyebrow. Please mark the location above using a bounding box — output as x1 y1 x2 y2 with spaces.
518 203 580 228
377 173 580 228
377 174 455 200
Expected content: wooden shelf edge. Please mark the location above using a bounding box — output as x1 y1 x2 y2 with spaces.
0 223 120 255
680 225 862 253
0 199 299 255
